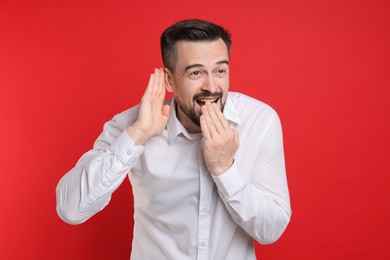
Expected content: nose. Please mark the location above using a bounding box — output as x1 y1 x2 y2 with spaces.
202 76 217 93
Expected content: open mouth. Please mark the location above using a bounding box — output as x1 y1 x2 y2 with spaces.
196 97 220 107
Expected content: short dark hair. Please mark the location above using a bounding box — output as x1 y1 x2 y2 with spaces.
161 19 232 71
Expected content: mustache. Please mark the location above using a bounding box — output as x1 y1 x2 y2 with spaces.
193 92 222 102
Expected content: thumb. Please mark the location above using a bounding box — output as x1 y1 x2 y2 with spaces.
161 104 170 122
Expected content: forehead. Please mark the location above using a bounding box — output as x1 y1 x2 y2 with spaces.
174 38 229 69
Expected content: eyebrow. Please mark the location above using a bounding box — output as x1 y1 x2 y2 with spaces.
184 60 230 73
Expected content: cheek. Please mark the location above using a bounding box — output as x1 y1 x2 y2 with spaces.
221 76 230 87
178 83 200 99
215 76 229 89
175 88 195 105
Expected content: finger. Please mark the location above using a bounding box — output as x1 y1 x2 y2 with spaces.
205 102 225 135
157 68 166 97
151 68 160 94
145 72 156 94
234 128 239 146
202 104 218 139
161 104 170 122
200 114 211 140
212 102 230 130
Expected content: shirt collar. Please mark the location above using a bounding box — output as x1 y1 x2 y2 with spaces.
224 93 242 127
166 98 186 142
166 93 242 143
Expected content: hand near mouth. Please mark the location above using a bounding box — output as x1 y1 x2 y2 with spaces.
200 102 239 176
126 68 170 145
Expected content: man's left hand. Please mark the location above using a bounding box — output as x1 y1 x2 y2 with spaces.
200 102 239 176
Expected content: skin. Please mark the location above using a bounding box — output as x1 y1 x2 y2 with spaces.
126 38 239 176
165 39 229 133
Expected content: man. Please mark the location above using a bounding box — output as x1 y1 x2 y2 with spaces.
56 19 291 259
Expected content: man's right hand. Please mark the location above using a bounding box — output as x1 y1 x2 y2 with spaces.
126 68 170 145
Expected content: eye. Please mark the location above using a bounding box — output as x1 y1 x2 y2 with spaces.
215 68 228 78
188 70 203 79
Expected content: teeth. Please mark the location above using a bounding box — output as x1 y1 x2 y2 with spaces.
199 98 218 103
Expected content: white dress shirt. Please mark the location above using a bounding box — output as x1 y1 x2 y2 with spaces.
56 92 291 260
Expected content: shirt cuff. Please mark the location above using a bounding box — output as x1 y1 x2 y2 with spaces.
110 130 145 166
211 163 249 198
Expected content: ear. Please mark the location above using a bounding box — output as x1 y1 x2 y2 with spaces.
164 68 174 93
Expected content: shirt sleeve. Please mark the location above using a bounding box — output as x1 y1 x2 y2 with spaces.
56 113 145 224
212 111 291 244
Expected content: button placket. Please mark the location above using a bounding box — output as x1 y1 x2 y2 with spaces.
196 147 214 259
199 240 207 247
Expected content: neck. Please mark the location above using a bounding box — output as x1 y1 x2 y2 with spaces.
175 104 201 134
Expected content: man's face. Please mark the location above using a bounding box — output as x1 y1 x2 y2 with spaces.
167 38 230 133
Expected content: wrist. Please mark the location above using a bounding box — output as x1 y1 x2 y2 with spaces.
210 159 234 176
126 123 151 146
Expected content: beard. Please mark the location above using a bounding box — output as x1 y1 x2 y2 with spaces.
174 91 225 127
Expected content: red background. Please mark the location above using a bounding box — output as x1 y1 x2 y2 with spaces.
1 0 389 259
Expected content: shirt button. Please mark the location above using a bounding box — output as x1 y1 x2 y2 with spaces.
199 240 207 247
126 150 133 155
102 180 109 187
